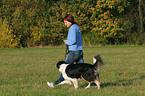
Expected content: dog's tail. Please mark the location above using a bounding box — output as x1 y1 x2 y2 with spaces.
93 55 104 72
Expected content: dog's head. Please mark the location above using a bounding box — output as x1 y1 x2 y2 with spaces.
56 61 67 69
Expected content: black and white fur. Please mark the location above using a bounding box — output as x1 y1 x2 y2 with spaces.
56 55 104 89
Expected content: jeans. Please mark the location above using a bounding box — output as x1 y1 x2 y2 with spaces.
54 50 84 85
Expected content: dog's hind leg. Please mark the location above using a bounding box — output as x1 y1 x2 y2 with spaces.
71 79 78 89
85 82 91 89
94 80 100 89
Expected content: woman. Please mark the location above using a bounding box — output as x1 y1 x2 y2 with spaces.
47 14 84 87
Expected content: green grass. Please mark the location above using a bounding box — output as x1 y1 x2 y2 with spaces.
0 46 145 96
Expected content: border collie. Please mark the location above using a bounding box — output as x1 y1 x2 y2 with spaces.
56 55 104 89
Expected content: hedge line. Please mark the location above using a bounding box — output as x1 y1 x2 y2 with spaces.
0 0 144 48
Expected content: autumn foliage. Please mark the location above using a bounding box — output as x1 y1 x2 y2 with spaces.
0 0 144 48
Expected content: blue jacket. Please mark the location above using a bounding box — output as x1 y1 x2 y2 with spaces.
65 24 83 51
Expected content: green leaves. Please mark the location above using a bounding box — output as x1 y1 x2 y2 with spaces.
0 18 21 49
89 0 130 44
0 0 144 48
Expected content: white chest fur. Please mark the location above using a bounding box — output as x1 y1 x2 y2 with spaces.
59 64 73 81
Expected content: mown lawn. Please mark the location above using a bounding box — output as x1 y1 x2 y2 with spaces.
0 46 145 96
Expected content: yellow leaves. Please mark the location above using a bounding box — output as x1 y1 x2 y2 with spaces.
89 7 95 11
92 28 97 32
89 0 128 42
138 90 144 95
26 26 42 47
91 18 123 39
117 6 124 13
0 18 21 49
95 0 124 12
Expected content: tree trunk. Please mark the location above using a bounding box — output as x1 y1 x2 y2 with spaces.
138 0 144 44
139 0 143 34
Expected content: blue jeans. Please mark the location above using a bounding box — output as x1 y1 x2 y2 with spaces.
54 50 84 85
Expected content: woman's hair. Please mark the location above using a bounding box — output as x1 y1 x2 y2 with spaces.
63 14 76 24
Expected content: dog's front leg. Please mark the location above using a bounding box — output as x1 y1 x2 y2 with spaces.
57 80 72 86
72 79 78 89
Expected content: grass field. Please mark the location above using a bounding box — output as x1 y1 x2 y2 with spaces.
0 46 145 96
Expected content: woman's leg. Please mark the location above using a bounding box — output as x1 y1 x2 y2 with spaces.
53 52 75 85
53 73 64 85
65 52 76 64
76 51 84 64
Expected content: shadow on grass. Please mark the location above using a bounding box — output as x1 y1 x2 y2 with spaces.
101 75 145 88
80 75 145 88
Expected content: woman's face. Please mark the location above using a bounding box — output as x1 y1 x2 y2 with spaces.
64 20 72 27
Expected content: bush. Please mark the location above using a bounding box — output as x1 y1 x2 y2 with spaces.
0 18 21 49
89 0 130 45
0 0 144 48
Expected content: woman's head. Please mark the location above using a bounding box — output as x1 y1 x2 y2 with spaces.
63 14 76 27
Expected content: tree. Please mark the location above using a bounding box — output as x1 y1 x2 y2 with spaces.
89 0 130 45
138 0 144 44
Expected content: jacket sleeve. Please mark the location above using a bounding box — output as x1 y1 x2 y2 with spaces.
65 26 77 45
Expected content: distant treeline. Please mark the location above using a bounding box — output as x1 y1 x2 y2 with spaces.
0 0 144 48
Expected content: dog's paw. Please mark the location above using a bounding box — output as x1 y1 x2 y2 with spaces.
85 86 90 89
74 86 78 89
67 81 72 85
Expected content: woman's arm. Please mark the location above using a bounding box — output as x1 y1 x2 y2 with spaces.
65 26 77 45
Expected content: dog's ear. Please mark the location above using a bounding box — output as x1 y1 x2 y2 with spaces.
56 61 67 69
